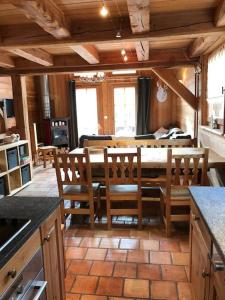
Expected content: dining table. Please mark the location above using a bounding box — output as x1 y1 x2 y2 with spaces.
70 147 225 169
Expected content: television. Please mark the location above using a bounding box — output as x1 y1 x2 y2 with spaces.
4 99 15 118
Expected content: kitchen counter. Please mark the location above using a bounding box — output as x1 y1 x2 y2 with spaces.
0 196 62 269
189 187 225 263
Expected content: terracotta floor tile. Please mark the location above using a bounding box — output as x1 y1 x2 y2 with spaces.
130 230 149 239
65 273 76 292
80 295 107 300
66 293 81 300
172 252 190 266
68 260 93 275
180 240 190 253
120 239 139 249
113 262 136 278
100 238 120 249
90 261 114 276
150 251 171 265
185 266 190 281
127 250 149 263
66 247 88 260
71 275 98 294
177 282 193 300
111 230 131 238
140 239 159 251
149 228 167 240
65 237 82 247
66 260 71 270
151 280 178 300
106 249 127 262
137 264 161 280
80 237 101 248
161 265 187 281
76 229 94 237
160 240 181 252
109 298 133 300
124 278 149 299
96 277 123 297
85 248 107 260
94 230 112 238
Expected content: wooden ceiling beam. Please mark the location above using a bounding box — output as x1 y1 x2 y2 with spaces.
215 0 225 27
8 0 71 39
127 0 150 61
0 20 224 51
0 49 198 75
70 45 100 64
188 35 222 57
9 49 53 66
151 68 197 110
0 55 15 68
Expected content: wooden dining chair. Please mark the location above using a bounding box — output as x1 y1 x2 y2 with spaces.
104 147 142 229
54 148 100 228
160 148 209 236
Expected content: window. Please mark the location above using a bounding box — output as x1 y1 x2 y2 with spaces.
207 45 225 118
76 88 98 137
114 86 136 136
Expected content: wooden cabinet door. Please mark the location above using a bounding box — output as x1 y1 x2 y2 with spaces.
40 207 65 300
190 216 211 300
209 265 225 300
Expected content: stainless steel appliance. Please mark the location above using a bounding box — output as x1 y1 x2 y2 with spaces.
1 248 47 300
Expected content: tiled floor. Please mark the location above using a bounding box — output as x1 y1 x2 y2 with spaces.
16 165 193 299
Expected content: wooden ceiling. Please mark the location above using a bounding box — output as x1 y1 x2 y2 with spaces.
0 0 224 75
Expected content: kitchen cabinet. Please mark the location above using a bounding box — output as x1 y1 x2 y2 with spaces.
190 199 225 300
40 206 65 300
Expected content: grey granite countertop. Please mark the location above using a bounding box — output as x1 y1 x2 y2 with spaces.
189 187 225 263
0 196 62 269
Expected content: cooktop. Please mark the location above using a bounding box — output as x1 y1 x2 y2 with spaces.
0 218 31 252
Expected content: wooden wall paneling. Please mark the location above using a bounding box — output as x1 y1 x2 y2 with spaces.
48 74 71 118
11 75 30 143
176 67 196 136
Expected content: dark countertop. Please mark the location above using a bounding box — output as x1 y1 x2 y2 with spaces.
189 187 225 263
0 196 62 269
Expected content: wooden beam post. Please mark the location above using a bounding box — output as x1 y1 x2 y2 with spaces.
9 49 53 66
11 75 30 141
188 36 221 57
70 45 100 64
0 55 15 68
127 0 150 61
9 0 71 39
151 68 197 110
215 0 225 27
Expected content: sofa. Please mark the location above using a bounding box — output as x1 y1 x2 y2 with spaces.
79 127 192 147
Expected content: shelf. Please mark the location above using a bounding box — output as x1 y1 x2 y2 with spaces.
9 169 21 191
9 180 32 196
200 126 223 136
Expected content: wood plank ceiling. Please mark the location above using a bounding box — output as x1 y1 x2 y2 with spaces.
0 0 224 74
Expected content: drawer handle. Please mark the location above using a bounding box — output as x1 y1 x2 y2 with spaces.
44 234 51 242
213 261 225 272
7 269 17 279
193 214 200 221
202 269 210 278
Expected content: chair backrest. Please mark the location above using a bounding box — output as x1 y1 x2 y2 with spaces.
166 147 209 195
54 148 92 194
103 147 141 186
84 138 196 148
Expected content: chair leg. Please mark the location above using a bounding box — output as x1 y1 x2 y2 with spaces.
89 198 95 229
138 199 142 230
60 201 65 224
165 203 171 237
106 194 111 230
160 192 165 225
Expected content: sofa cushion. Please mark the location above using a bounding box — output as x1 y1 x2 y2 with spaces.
135 134 155 140
79 134 112 147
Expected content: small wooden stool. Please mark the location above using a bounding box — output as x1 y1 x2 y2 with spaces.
38 146 57 168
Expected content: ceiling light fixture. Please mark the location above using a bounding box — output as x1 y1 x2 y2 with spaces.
121 49 126 56
76 72 105 83
100 2 108 17
123 55 128 62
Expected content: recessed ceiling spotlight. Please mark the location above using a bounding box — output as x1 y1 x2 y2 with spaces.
123 55 128 62
116 30 122 38
121 49 126 56
100 3 108 17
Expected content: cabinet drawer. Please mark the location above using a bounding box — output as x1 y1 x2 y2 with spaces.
191 200 211 251
0 230 41 296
